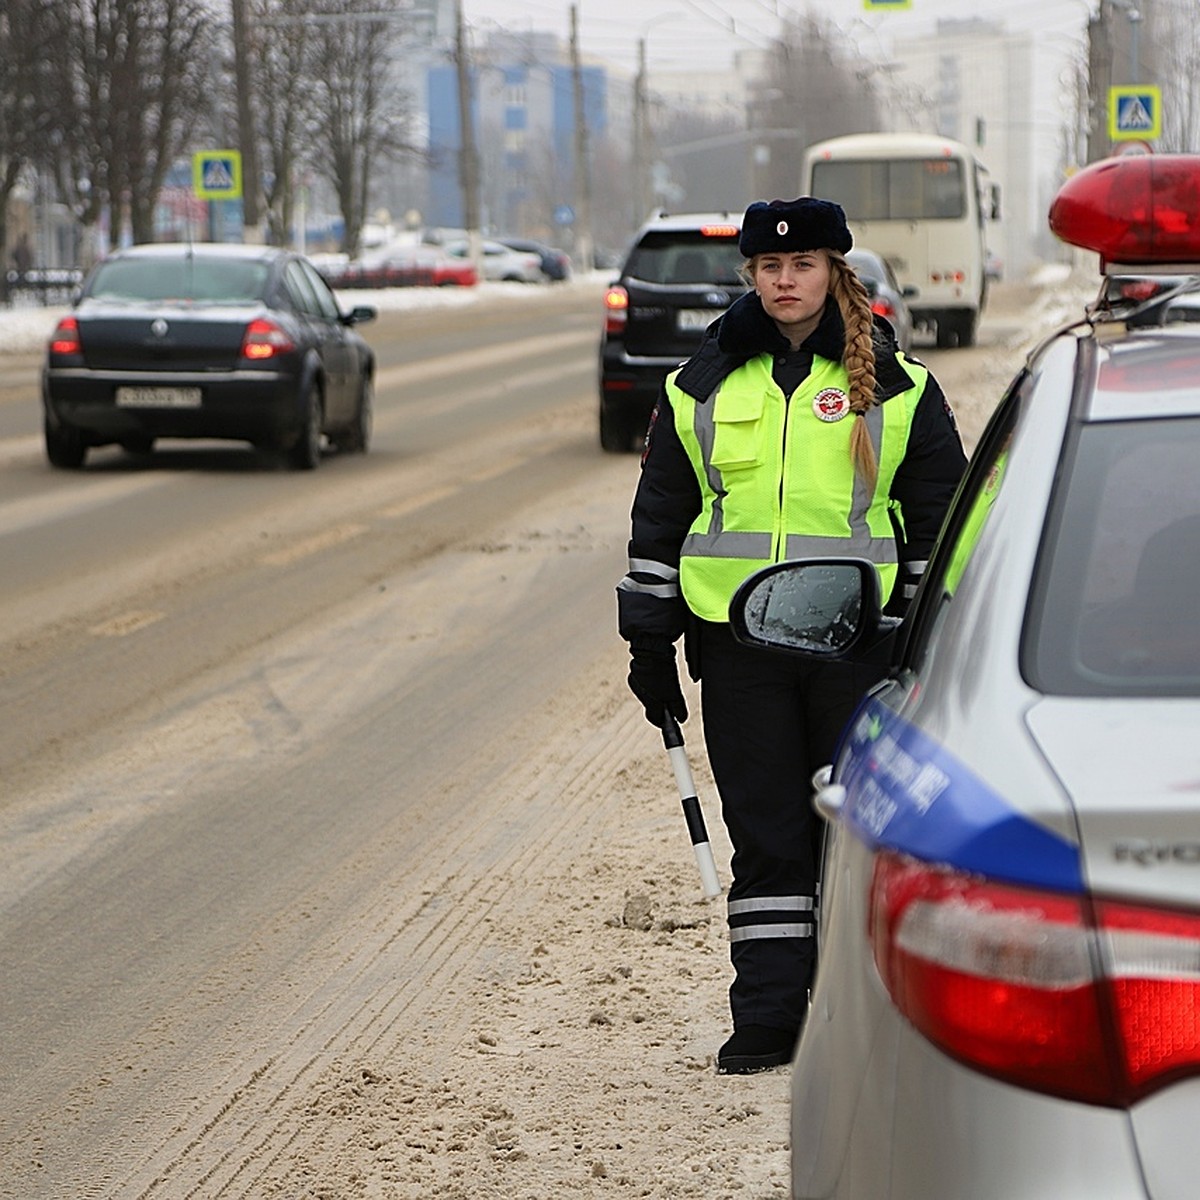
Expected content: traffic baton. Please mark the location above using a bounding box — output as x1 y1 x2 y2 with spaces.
661 711 723 898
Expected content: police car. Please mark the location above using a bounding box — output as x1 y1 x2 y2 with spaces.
728 154 1200 1199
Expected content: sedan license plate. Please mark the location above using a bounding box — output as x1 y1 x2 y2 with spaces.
677 308 718 332
115 386 202 408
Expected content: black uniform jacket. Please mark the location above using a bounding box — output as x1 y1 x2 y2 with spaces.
617 290 968 651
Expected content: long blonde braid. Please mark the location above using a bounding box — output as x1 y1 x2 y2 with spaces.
828 252 878 489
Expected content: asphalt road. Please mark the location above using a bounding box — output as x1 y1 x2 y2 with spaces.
0 277 1052 1197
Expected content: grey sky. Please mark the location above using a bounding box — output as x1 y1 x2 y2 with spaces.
462 0 1093 78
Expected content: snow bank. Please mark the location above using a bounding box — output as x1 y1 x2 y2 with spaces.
0 272 611 356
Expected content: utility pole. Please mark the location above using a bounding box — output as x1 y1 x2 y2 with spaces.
1086 3 1113 163
230 0 262 243
569 5 594 273
632 37 647 227
1086 0 1148 161
454 0 482 270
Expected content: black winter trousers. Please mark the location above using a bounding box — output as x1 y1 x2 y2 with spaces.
696 619 881 1034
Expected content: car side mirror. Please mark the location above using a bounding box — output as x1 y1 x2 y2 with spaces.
343 305 377 325
729 558 894 659
902 285 919 300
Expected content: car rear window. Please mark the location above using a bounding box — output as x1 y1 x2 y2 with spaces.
88 257 270 304
1027 416 1200 697
623 232 745 287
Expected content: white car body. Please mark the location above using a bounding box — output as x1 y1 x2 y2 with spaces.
443 239 543 283
728 152 1200 1200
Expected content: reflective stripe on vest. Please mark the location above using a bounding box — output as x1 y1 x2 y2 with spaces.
669 352 926 622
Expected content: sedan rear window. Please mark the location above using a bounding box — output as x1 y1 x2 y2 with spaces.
88 258 270 304
1028 416 1200 697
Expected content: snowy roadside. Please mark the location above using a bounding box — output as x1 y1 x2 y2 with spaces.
0 260 1100 1200
0 272 613 357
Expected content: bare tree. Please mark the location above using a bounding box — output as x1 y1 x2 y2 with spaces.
1155 3 1200 151
306 0 418 257
748 13 883 199
653 107 749 215
251 0 320 245
0 0 62 295
48 0 215 256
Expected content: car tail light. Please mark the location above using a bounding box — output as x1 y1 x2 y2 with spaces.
49 315 82 358
870 850 1200 1107
870 298 897 322
240 318 294 360
604 284 629 335
700 224 740 238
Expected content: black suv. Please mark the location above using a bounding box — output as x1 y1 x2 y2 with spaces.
598 211 747 452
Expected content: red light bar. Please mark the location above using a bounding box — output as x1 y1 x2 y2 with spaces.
1049 154 1200 271
700 224 739 238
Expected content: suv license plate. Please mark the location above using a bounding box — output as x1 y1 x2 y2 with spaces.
677 308 718 332
116 386 202 408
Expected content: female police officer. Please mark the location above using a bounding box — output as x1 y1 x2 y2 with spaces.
617 197 967 1074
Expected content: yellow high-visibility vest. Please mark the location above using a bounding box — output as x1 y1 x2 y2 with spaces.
668 351 927 622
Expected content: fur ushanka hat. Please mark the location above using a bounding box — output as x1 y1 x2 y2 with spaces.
738 196 853 258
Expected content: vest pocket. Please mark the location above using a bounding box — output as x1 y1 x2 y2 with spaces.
710 388 767 470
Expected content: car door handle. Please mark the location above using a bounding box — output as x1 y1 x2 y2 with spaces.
811 764 845 821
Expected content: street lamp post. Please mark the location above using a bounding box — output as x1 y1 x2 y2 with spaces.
569 4 593 273
1107 0 1142 83
454 0 482 272
632 14 682 227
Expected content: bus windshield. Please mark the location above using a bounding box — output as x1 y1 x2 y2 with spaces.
810 158 966 222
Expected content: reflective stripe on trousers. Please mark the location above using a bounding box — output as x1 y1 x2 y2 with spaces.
727 892 817 943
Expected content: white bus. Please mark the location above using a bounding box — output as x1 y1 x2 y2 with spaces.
801 132 999 348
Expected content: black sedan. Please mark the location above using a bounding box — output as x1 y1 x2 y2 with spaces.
42 243 377 470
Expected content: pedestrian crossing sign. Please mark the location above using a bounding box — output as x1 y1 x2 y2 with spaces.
1108 86 1161 141
193 150 243 200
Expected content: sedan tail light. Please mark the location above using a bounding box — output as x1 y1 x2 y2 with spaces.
870 850 1200 1107
49 315 82 359
870 298 898 322
604 284 629 335
240 318 294 360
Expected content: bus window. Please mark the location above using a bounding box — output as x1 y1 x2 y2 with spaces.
811 158 966 222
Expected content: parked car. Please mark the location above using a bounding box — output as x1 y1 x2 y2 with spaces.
598 210 747 452
442 239 544 283
42 242 376 470
495 236 572 282
727 152 1200 1199
323 245 477 289
846 247 916 352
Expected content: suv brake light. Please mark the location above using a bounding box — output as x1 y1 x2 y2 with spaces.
870 850 1200 1107
240 317 294 360
700 224 739 238
604 284 629 335
49 316 82 358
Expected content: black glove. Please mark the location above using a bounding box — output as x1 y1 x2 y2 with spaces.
627 640 687 728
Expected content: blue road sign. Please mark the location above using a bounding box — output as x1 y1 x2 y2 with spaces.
1109 86 1161 141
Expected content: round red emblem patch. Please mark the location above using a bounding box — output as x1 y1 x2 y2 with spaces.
812 388 851 422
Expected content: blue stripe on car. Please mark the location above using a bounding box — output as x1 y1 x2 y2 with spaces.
837 696 1083 893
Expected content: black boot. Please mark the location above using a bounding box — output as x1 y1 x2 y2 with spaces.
716 1025 797 1075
